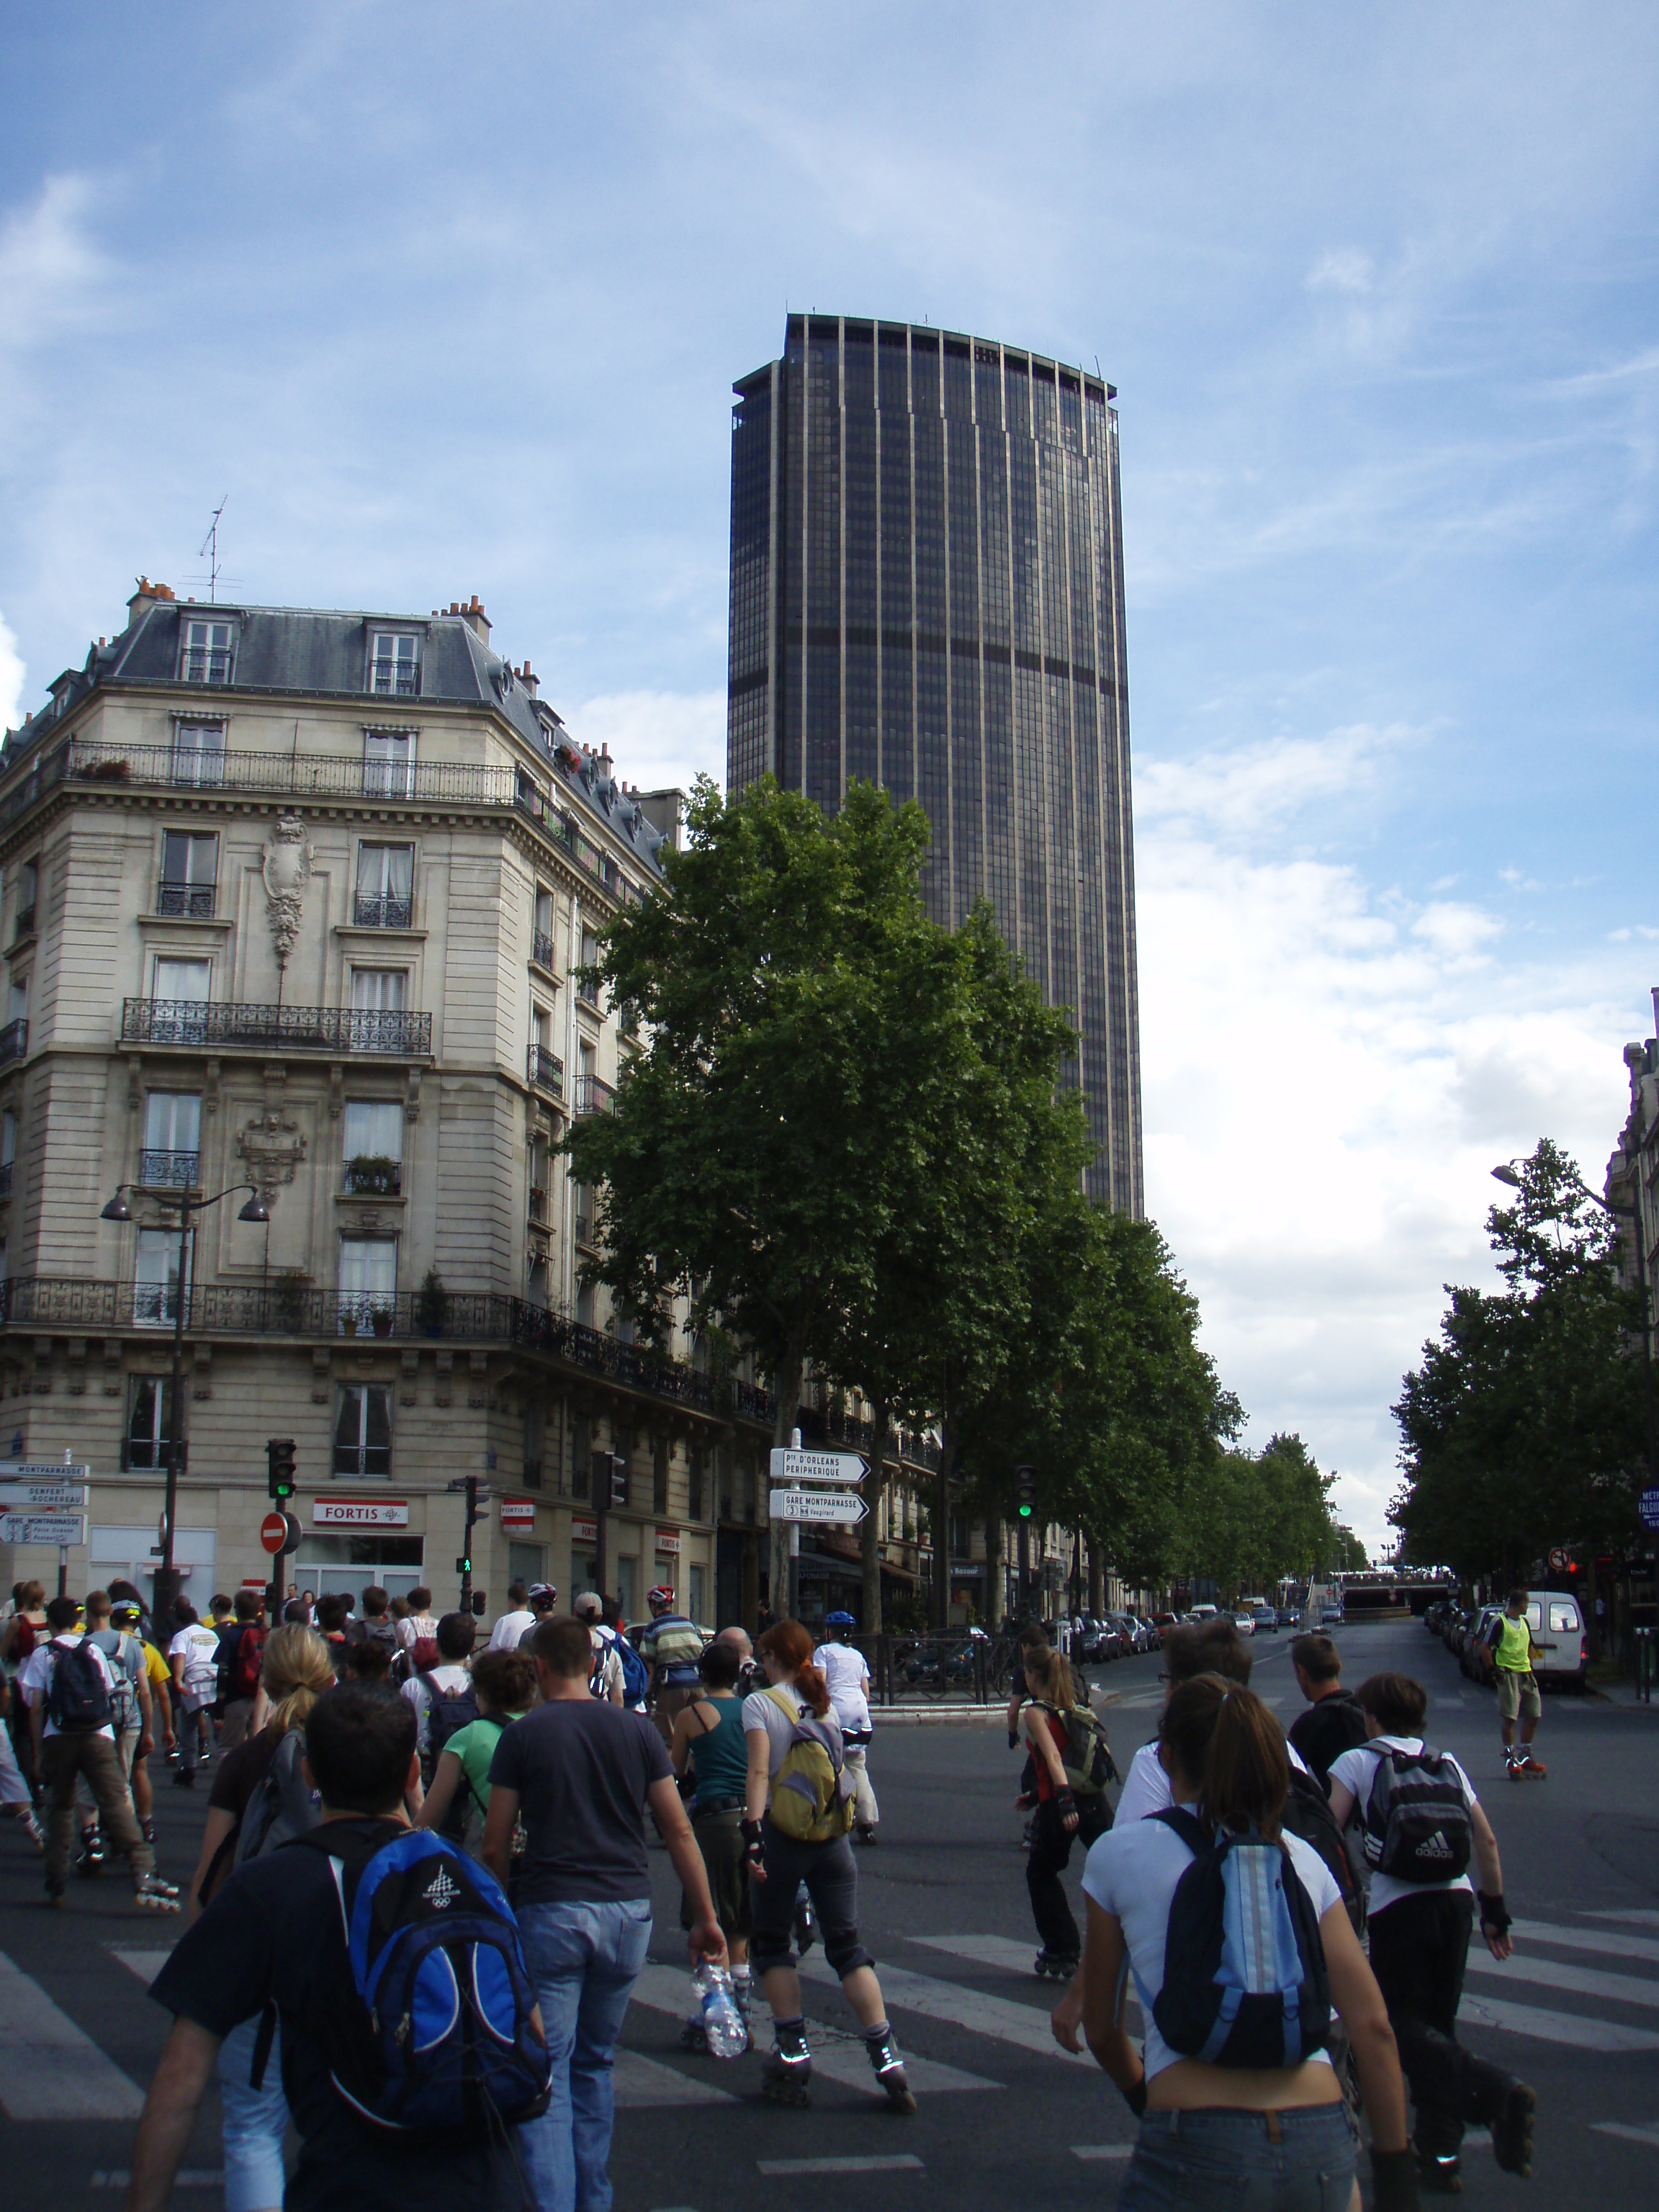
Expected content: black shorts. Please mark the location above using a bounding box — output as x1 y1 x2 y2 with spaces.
680 1804 752 1940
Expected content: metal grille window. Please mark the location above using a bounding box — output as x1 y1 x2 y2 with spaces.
369 634 420 698
125 1375 174 1470
135 1224 190 1328
172 720 225 788
343 1100 402 1192
142 1092 201 1187
179 619 235 685
338 1236 397 1330
146 958 210 1044
354 843 413 927
534 889 555 970
160 832 218 917
335 1383 392 1478
363 729 415 797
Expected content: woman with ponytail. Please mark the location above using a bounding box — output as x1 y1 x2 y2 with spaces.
1058 1676 1416 2212
742 1619 915 2112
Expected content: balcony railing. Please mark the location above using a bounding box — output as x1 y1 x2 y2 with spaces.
574 1212 595 1248
138 1149 200 1188
12 904 35 942
343 1159 401 1197
157 882 216 919
574 1074 615 1116
0 1020 27 1068
527 1043 564 1097
352 894 413 929
0 1161 11 1197
122 999 431 1056
527 1187 548 1226
179 647 234 684
576 975 601 1009
532 930 555 970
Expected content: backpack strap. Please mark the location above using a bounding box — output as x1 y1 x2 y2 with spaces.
761 1685 801 1723
1151 1804 1213 1855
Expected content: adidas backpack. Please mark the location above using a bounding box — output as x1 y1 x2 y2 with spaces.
1151 1806 1331 2069
1360 1745 1472 1884
47 1638 113 1735
294 1826 551 2131
763 1687 855 1843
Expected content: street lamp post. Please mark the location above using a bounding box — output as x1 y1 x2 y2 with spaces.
101 1179 269 1635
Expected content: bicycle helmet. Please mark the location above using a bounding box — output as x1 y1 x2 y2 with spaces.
647 1584 676 1607
824 1610 857 1627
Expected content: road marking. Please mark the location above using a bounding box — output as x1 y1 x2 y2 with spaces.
109 1947 173 1982
1581 1911 1659 1929
0 1954 145 2121
1510 1920 1659 1967
614 2049 738 2105
91 2176 222 2191
1460 1991 1659 2053
1593 2121 1659 2147
628 1965 999 2095
799 1953 1093 2064
908 1932 1143 2016
1465 1951 1659 2012
1072 2144 1134 2160
757 2155 924 2175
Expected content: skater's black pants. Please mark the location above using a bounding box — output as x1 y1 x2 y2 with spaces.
1026 1796 1110 1960
750 1820 871 1977
1366 1892 1513 2158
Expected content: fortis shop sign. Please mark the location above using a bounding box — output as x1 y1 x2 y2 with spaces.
313 1498 410 1528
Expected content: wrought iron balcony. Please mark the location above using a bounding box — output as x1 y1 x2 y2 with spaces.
532 930 555 971
121 999 431 1056
343 1158 401 1197
527 1187 548 1225
12 904 35 943
576 975 601 1009
527 1043 564 1097
352 894 413 929
0 1020 27 1068
574 1074 615 1115
157 882 216 919
138 1149 200 1189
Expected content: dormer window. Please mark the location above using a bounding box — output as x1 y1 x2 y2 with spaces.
179 619 235 685
369 633 420 698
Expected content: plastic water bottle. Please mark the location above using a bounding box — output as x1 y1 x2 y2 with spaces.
693 1962 747 2059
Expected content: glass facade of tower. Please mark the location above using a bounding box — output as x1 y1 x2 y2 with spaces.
727 314 1142 1211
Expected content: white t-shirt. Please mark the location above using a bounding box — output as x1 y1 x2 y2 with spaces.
19 1635 119 1741
813 1642 872 1735
742 1682 801 1778
489 1609 535 1653
168 1623 222 1710
1117 1735 1312 1826
586 1628 624 1700
1082 1810 1344 2080
401 1662 472 1751
1326 1735 1478 1917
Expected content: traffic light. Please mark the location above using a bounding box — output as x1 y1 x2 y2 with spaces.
469 1590 487 1617
608 1454 629 1509
456 1553 472 1577
1015 1465 1036 1520
266 1437 297 1502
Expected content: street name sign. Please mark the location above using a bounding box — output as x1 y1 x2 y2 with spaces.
0 1480 89 1511
1641 1486 1659 1532
769 1486 868 1526
0 1512 86 1547
0 1462 91 1483
769 1448 867 1488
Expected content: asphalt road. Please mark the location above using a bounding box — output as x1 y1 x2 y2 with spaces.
2 1619 1657 2207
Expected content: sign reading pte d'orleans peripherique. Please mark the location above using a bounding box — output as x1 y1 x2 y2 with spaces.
768 1448 866 1487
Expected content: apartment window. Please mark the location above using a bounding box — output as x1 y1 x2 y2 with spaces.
350 968 406 1013
363 728 415 798
150 957 210 1043
533 889 555 971
369 633 420 699
355 842 413 928
179 619 235 685
159 832 218 918
335 1383 392 1478
2 975 28 1064
575 1281 595 1329
342 1100 402 1193
13 858 37 940
135 1224 190 1328
338 1236 397 1329
0 1110 14 1200
125 1376 174 1470
142 1092 201 1187
577 925 601 1007
172 720 225 788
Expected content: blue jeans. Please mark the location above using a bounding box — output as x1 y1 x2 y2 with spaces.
218 2014 289 2212
517 1897 652 2212
1120 2105 1357 2211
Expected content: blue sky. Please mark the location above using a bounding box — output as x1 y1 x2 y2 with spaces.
3 3 1656 1551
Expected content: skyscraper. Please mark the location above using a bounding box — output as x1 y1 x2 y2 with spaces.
727 315 1142 1209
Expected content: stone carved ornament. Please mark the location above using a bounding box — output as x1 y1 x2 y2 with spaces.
261 814 314 967
238 1106 307 1203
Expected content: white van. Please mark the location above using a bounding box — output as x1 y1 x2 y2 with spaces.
1521 1591 1588 1689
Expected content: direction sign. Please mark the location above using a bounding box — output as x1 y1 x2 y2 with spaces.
0 1481 88 1511
0 1462 90 1483
0 1512 86 1547
1640 1487 1659 1533
769 1486 868 1526
768 1448 867 1488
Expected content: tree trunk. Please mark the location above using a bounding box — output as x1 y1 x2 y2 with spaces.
984 1512 1005 1630
768 1318 810 1620
1088 1532 1105 1616
861 1398 889 1634
932 1414 960 1632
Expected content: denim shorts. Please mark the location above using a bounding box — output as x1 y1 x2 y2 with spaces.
1119 2103 1358 2212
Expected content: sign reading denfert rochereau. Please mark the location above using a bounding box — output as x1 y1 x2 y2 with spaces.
312 1498 410 1527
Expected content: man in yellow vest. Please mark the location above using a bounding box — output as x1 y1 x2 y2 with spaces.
1483 1588 1545 1779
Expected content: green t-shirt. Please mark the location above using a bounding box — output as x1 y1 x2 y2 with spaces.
444 1712 530 1815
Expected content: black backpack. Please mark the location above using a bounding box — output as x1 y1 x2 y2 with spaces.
47 1639 113 1735
1360 1745 1473 1884
1282 1765 1364 1932
421 1678 478 1787
1151 1807 1332 2069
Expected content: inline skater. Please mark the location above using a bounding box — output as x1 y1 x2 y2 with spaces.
813 1612 878 1843
1483 1590 1547 1779
670 1638 754 2049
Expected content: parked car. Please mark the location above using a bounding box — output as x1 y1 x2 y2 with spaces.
1152 1612 1181 1642
1276 1606 1300 1627
1130 1615 1159 1653
1461 1605 1503 1679
1187 1603 1220 1622
1251 1604 1278 1635
1232 1611 1256 1638
1319 1604 1344 1627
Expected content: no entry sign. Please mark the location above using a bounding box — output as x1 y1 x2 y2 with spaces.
261 1510 300 1555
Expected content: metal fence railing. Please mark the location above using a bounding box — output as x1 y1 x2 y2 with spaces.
827 1632 1024 1707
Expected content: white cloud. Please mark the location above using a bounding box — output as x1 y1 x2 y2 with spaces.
1305 249 1374 296
0 174 104 357
0 612 23 732
563 688 724 797
1135 722 1416 842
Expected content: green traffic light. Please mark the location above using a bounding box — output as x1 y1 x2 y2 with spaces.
1018 1503 1033 1518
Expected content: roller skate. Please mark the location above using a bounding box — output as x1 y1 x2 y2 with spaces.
863 2023 916 2112
761 2017 812 2105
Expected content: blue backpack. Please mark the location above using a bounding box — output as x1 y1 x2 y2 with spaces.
610 1630 649 1707
1151 1807 1331 2069
295 1826 551 2132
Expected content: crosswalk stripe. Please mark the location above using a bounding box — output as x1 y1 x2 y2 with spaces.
1580 1911 1659 1929
109 1947 173 1984
90 2175 223 2191
1072 2144 1134 2160
614 2049 737 2107
799 1952 1093 2065
1460 1991 1659 2054
0 1953 146 2120
1593 2121 1659 2147
909 1933 1143 2018
628 1964 1000 2096
757 2155 924 2175
1465 1951 1659 2013
1511 1920 1659 1967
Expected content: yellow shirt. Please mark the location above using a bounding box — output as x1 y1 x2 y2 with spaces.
142 1641 171 1690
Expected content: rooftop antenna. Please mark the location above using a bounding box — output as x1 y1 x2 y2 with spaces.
199 497 228 604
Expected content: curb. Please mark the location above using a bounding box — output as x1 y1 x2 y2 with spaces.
872 1691 1123 1727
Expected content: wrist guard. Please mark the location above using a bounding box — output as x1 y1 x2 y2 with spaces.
1008 1728 1020 1750
1055 1786 1076 1818
1478 1889 1511 1936
1370 2146 1420 2212
1122 2074 1148 2118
